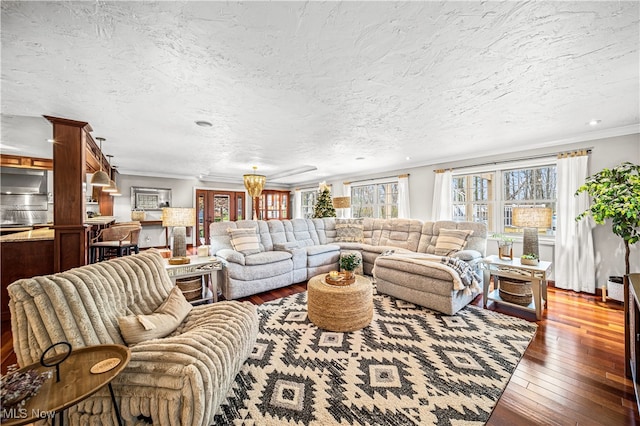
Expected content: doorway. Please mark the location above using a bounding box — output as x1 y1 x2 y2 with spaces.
196 189 245 244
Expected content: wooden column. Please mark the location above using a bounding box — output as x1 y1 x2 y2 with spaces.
45 116 91 272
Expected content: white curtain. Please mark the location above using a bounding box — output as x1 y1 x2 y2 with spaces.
342 182 351 218
431 170 452 221
555 154 596 293
294 189 302 219
397 175 411 218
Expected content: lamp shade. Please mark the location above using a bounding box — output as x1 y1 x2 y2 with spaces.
332 196 351 209
162 207 196 227
512 207 552 229
243 167 266 198
90 170 110 186
91 137 110 186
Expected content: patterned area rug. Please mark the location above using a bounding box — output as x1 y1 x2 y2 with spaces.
215 292 537 425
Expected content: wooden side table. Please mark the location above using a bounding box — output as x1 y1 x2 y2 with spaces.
165 256 222 303
1 344 130 426
482 255 552 320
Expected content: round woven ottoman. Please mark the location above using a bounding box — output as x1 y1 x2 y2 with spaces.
307 274 373 332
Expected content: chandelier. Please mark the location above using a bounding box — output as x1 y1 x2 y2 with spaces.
243 166 266 198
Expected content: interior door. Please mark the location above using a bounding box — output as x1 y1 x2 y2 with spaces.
196 190 245 244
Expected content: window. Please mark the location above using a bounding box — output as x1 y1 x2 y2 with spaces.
301 190 317 219
503 166 556 234
351 181 398 219
452 164 556 235
452 173 494 229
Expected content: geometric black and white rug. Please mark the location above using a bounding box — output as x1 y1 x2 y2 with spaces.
214 291 537 425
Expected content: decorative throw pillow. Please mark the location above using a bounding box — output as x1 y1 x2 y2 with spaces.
434 229 473 257
335 218 364 243
228 227 261 255
118 286 193 345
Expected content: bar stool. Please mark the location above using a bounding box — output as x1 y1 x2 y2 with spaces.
90 225 141 263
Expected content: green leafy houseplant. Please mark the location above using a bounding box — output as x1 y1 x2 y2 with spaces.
492 234 515 245
339 253 362 272
576 162 640 276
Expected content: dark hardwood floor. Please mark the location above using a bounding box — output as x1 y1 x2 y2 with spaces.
2 282 637 424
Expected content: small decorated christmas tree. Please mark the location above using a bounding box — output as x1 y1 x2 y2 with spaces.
313 182 336 218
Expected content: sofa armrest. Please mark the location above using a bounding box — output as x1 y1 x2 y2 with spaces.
216 248 246 265
452 249 482 262
273 242 300 250
81 301 259 426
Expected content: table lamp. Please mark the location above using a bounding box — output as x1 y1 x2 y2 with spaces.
512 206 552 260
162 207 196 263
332 196 351 218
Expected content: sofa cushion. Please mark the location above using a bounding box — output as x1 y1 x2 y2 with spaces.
118 286 192 345
335 218 364 242
244 250 292 266
305 244 340 256
434 229 473 256
228 228 262 255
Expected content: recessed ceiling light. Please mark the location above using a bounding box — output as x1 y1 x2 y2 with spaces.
195 120 213 127
406 156 411 161
355 157 365 160
588 119 601 126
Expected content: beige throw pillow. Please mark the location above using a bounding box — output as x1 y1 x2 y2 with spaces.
335 218 364 243
434 229 473 257
228 227 261 255
118 286 193 345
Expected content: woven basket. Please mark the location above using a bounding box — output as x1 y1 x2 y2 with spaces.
500 278 532 295
176 277 202 301
499 277 532 305
499 289 532 305
131 210 145 221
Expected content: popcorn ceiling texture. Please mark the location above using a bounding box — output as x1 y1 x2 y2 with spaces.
1 1 638 184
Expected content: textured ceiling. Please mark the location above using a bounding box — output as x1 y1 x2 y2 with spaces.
1 1 639 186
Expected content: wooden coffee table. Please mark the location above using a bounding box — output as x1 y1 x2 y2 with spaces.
307 274 373 332
1 344 130 426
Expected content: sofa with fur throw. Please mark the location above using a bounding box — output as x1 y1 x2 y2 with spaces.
8 249 259 426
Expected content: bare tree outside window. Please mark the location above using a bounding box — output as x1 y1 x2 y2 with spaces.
351 182 398 219
301 190 317 219
452 165 556 234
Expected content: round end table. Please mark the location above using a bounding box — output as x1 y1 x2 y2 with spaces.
307 274 373 332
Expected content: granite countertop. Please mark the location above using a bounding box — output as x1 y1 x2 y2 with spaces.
0 227 54 242
84 216 116 226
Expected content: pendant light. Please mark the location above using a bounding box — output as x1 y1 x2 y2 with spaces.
103 154 118 193
111 165 122 197
90 137 110 186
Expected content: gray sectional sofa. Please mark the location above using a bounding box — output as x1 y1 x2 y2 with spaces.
210 218 487 314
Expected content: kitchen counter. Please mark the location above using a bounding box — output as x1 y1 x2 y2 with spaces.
84 216 116 226
1 228 55 321
0 227 54 242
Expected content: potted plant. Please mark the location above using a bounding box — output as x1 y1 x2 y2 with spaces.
576 162 640 279
492 234 514 260
339 253 362 279
520 253 539 266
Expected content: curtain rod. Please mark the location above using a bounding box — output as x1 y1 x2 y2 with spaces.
441 148 592 172
345 173 409 185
